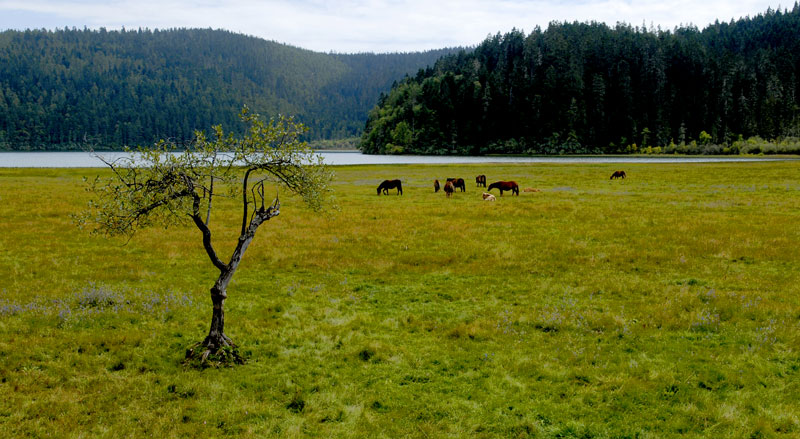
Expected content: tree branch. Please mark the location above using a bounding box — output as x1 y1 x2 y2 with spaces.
204 149 218 226
111 187 192 234
94 152 141 190
205 175 214 226
191 192 228 273
241 167 255 236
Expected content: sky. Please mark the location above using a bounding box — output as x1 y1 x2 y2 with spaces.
0 0 787 53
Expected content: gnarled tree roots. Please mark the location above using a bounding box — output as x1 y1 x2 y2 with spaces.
184 333 246 368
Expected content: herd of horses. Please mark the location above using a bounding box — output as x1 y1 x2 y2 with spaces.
377 171 627 197
434 177 466 197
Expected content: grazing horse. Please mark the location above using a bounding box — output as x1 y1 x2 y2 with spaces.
610 170 627 180
476 175 487 187
482 192 496 201
377 179 403 195
434 179 440 193
443 181 455 198
487 181 519 196
447 178 466 192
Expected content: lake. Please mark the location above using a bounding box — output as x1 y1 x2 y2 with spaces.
0 150 795 167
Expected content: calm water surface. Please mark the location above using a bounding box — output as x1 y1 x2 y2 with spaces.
0 151 794 167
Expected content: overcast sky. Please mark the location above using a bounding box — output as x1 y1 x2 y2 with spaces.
0 0 786 53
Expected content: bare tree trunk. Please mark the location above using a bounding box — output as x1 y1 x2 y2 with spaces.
187 264 242 363
186 189 278 365
203 284 230 350
199 240 245 353
201 248 243 351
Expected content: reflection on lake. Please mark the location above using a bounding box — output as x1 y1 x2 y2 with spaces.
0 150 795 168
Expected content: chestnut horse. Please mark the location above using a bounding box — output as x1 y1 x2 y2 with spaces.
446 178 466 192
476 175 487 187
434 179 440 192
610 170 627 180
443 181 455 198
377 179 403 195
487 180 519 196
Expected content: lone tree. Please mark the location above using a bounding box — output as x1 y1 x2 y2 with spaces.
79 107 333 364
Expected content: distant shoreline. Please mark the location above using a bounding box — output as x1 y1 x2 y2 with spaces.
2 151 797 168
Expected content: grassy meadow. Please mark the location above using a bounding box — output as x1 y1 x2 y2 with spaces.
1 161 799 438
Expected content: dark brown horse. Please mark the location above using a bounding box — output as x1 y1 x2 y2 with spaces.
443 181 455 198
476 175 487 187
446 178 466 192
610 170 627 180
434 179 440 192
487 180 519 196
377 179 403 195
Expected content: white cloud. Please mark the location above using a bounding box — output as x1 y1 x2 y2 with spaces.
0 0 785 52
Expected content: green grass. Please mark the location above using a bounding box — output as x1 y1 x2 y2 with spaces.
1 162 799 438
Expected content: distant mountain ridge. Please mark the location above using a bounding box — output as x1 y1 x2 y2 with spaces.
361 6 800 155
0 28 459 150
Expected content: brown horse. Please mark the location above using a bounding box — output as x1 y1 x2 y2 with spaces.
476 175 487 187
434 179 440 192
447 178 466 192
377 179 403 195
610 170 627 180
443 181 455 198
487 180 519 196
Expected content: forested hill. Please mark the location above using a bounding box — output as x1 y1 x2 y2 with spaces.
0 28 457 150
361 6 800 155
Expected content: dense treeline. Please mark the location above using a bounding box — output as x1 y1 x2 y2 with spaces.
0 28 456 150
361 6 800 155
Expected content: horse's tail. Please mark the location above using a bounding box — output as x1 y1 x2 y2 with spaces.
398 182 403 195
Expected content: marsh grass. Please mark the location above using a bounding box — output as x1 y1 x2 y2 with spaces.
0 162 799 437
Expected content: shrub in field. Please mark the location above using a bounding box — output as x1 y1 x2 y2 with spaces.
733 136 800 155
